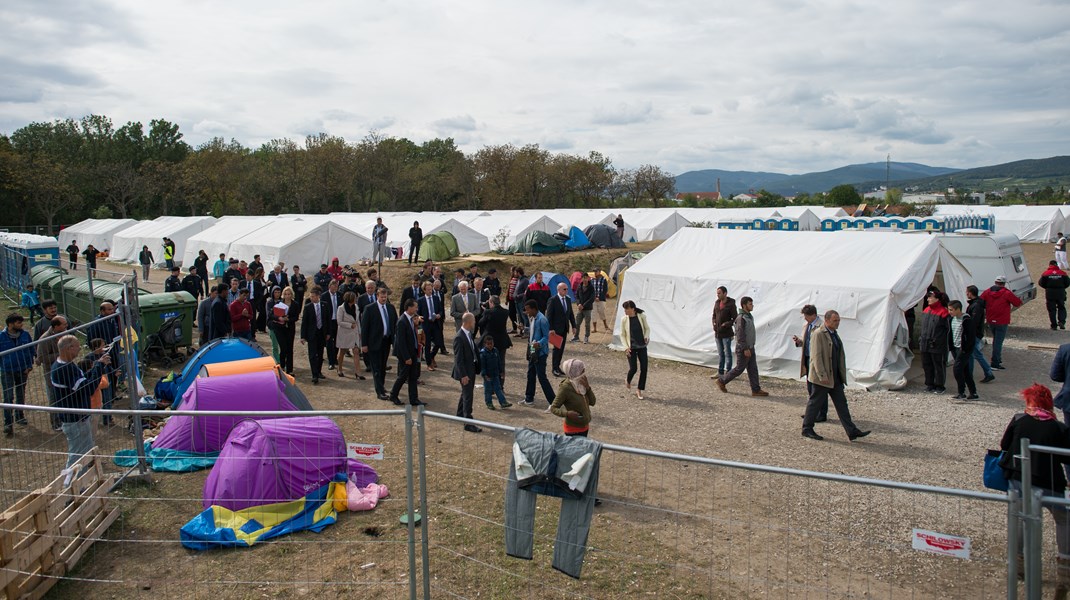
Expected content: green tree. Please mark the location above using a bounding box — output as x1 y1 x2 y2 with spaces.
826 184 861 207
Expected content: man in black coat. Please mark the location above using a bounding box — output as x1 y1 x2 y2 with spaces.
418 282 445 369
452 312 481 433
361 288 397 400
389 299 424 406
357 281 378 372
544 282 576 377
300 286 328 384
399 274 423 313
478 295 512 383
948 300 978 400
1040 260 1070 330
182 266 203 300
164 267 183 293
322 280 342 370
209 284 231 340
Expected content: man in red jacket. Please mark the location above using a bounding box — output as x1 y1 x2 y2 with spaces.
980 276 1023 370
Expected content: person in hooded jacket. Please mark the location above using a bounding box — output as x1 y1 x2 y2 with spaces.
919 291 950 394
1040 260 1070 331
327 257 345 281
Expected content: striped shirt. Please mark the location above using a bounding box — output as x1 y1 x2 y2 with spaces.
950 316 963 349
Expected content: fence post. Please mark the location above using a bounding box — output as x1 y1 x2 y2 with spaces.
417 406 431 600
404 403 417 600
120 281 148 476
86 265 95 310
1008 487 1020 600
1020 438 1041 600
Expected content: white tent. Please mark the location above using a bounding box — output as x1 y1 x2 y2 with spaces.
458 212 563 251
180 216 277 267
770 207 822 231
58 218 139 254
611 228 972 390
404 214 489 255
934 205 1067 242
227 220 372 272
110 216 217 266
623 210 691 241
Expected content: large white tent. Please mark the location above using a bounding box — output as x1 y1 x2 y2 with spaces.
770 206 822 231
934 205 1068 242
458 212 562 251
110 216 217 266
179 216 277 267
611 228 972 390
227 220 372 272
623 210 691 241
58 218 140 254
403 214 489 255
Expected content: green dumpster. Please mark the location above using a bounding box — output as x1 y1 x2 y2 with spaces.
138 291 197 351
63 279 130 324
31 266 68 307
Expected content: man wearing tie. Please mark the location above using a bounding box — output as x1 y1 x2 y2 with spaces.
357 281 377 372
545 282 577 377
389 299 425 406
450 281 481 331
361 288 397 400
792 304 826 422
323 280 341 371
452 312 481 433
399 275 422 312
300 286 328 384
418 281 445 369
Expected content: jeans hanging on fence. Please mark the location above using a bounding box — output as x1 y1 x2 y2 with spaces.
505 427 602 578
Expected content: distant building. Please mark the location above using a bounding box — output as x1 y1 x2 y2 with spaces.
733 193 758 203
901 193 946 204
675 192 721 201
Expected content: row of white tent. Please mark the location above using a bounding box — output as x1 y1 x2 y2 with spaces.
59 207 850 270
933 204 1070 242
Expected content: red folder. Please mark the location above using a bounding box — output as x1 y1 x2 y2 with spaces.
549 331 563 350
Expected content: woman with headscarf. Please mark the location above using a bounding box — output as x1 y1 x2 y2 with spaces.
919 290 950 394
550 358 596 437
620 300 650 400
999 384 1070 594
335 291 365 380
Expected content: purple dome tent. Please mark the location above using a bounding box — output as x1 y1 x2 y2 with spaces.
202 417 352 511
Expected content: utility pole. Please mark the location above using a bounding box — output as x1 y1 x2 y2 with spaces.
886 153 891 193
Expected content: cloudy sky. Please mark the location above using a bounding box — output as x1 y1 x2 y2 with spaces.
1 0 1067 174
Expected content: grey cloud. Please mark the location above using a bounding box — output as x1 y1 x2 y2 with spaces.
432 115 477 132
690 105 713 115
368 116 396 130
542 136 574 151
592 102 655 126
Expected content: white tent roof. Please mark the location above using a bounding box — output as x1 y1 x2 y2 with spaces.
227 220 372 272
405 214 489 254
934 204 1066 242
770 206 822 231
457 212 563 250
180 216 277 266
611 228 971 390
58 218 140 253
623 210 691 241
110 216 217 265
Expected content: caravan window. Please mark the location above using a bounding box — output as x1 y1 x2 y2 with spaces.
1012 255 1025 273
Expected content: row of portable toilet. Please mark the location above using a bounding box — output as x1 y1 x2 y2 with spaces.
717 218 801 231
29 265 198 348
0 233 61 291
820 215 995 232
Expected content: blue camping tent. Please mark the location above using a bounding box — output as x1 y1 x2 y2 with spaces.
562 226 592 250
530 271 575 301
165 337 267 408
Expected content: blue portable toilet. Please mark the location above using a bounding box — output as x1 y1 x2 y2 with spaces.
0 233 60 291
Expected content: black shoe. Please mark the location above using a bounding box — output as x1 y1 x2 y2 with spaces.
410 400 427 407
849 430 871 441
802 430 823 441
386 365 393 371
932 387 946 394
1053 325 1059 330
980 375 995 384
328 365 335 370
377 393 390 401
815 417 827 423
924 386 935 392
953 393 966 400
441 350 450 355
1061 324 1066 330
992 364 1006 370
463 424 482 433
15 418 27 426
967 394 979 400
552 370 565 377
389 397 403 406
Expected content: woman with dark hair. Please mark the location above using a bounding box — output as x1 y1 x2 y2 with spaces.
408 221 423 264
265 286 284 363
999 384 1070 594
919 290 950 393
620 300 650 400
335 291 365 380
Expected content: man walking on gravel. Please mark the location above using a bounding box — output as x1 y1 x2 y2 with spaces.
801 310 870 442
715 296 769 397
980 276 1022 370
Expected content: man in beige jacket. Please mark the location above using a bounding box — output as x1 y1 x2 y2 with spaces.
801 310 870 442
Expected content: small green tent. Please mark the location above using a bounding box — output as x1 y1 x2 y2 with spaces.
418 231 460 262
505 230 564 255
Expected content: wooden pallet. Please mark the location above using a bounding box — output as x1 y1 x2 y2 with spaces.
0 450 119 600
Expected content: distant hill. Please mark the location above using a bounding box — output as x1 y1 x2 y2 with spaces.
859 156 1070 193
675 162 960 195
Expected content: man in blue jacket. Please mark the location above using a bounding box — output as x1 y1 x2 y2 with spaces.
0 314 36 437
520 300 556 408
52 335 110 468
1050 342 1070 424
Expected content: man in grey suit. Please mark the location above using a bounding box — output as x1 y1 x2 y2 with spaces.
453 312 481 433
450 280 481 331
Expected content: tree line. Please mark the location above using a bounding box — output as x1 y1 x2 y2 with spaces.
0 114 678 234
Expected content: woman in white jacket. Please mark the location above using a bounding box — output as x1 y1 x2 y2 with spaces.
335 292 365 380
619 300 650 399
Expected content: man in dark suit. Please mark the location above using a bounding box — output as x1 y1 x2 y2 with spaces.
452 312 481 433
389 299 425 406
267 264 289 291
361 288 397 400
300 286 328 384
322 280 342 370
399 275 422 312
357 281 378 372
479 295 512 383
544 282 576 377
418 281 445 369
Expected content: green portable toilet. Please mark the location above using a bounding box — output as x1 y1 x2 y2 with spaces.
418 231 461 262
138 291 197 351
31 265 67 304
